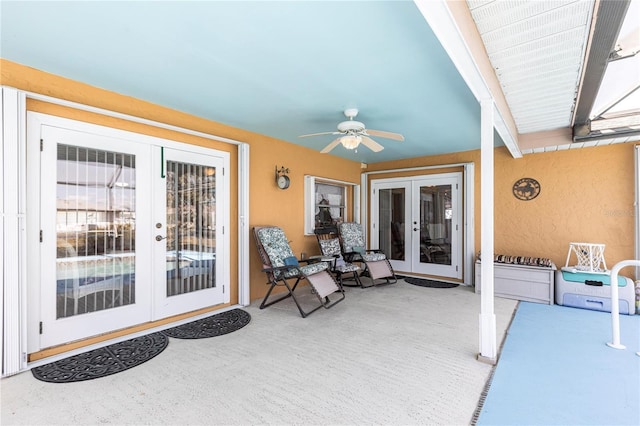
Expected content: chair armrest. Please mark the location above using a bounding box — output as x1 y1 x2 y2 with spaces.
325 255 339 268
261 265 297 273
343 251 361 262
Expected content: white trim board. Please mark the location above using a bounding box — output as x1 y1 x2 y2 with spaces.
635 145 640 278
1 88 28 376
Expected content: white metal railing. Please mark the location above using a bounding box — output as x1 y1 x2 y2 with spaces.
607 259 640 357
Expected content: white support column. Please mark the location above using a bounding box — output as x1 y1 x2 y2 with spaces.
478 98 497 364
635 146 639 279
360 172 368 226
464 163 475 286
238 143 250 306
2 87 28 376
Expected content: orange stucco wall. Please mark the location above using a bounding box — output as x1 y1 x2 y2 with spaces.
2 58 637 310
0 59 363 307
367 143 638 272
492 145 636 269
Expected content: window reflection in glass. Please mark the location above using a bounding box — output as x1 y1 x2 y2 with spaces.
378 188 406 261
165 162 216 297
56 145 136 318
315 182 346 230
419 185 452 265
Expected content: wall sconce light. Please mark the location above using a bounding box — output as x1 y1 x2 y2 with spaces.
275 165 290 189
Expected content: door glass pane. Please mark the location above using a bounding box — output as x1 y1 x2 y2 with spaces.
56 145 136 318
419 184 452 265
378 188 405 261
165 161 216 297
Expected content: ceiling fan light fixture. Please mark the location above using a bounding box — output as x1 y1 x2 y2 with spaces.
299 109 403 154
340 134 362 149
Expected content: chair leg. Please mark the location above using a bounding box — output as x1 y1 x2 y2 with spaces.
383 259 398 285
316 287 345 310
359 268 390 287
340 271 362 288
305 271 346 314
354 271 362 287
359 264 377 288
259 278 300 309
293 283 345 318
260 277 338 318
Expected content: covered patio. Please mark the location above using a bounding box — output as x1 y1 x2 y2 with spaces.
2 282 517 425
2 281 638 425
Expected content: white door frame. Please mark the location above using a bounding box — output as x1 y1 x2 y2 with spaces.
152 146 229 319
1 88 28 376
410 173 463 278
38 125 154 348
362 162 475 285
370 172 463 279
25 112 233 355
2 88 249 376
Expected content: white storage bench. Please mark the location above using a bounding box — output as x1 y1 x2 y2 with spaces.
475 258 556 305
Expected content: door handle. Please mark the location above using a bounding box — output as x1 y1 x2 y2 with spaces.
155 235 167 241
413 228 419 231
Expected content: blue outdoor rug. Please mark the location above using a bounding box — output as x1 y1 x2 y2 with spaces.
477 302 640 425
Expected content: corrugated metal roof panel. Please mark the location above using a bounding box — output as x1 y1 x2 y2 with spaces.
467 0 593 135
469 0 571 33
479 5 593 55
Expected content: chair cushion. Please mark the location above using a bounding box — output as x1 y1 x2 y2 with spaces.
482 253 554 268
335 263 360 273
363 252 387 262
299 262 329 276
319 238 341 256
339 222 366 253
257 227 299 279
257 227 295 268
339 223 388 261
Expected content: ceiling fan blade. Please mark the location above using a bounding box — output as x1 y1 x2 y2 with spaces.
365 129 405 141
320 138 342 153
299 131 338 138
361 136 385 152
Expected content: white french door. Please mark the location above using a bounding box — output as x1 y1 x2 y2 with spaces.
152 147 227 319
39 126 153 348
35 119 228 349
372 173 462 279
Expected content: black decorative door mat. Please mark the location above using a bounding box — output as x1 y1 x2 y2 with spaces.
162 308 251 339
31 332 168 383
400 276 459 288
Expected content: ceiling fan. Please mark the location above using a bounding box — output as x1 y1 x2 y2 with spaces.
299 108 404 153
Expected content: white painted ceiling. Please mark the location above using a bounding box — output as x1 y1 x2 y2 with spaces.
1 1 635 163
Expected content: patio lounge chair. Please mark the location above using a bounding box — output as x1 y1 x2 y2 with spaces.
314 226 362 287
338 222 397 288
253 226 345 318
